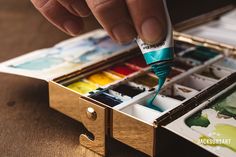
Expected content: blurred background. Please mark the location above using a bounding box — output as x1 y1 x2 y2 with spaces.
0 0 101 62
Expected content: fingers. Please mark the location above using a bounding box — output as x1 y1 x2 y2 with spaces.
126 0 167 44
31 0 167 44
57 0 91 17
31 0 84 36
86 0 137 43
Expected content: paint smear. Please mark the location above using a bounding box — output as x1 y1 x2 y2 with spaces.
109 64 138 76
90 92 122 107
126 56 148 68
173 59 194 71
132 74 158 88
67 80 97 94
212 89 236 118
87 72 120 86
200 124 236 152
112 83 145 97
11 56 64 71
185 112 210 127
183 47 219 62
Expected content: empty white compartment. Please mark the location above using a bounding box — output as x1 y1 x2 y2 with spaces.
177 74 216 91
121 104 161 124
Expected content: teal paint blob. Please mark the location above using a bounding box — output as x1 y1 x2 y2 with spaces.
146 62 172 110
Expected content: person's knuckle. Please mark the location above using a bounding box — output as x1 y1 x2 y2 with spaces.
31 0 51 9
88 0 118 13
57 0 76 8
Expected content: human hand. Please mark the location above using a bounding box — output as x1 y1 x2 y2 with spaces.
31 0 167 44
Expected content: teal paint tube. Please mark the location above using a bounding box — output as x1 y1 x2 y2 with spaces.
136 0 174 108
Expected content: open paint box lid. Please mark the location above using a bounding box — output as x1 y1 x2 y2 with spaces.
0 29 137 81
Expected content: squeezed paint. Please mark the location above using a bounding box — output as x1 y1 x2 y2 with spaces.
185 112 210 127
148 62 172 107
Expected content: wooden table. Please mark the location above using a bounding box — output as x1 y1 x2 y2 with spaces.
0 1 216 157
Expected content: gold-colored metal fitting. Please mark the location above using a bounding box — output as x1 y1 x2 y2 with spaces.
86 107 97 121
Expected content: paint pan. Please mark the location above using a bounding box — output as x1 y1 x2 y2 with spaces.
182 47 219 63
161 84 199 101
109 64 138 76
214 57 236 71
132 73 158 88
177 74 216 91
172 59 194 71
126 56 148 68
67 79 98 94
120 104 161 124
89 92 123 107
174 40 195 54
197 65 232 80
167 68 183 79
104 89 131 101
112 82 146 98
86 71 121 86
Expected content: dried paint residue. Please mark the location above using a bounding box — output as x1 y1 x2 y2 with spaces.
132 74 158 88
112 83 145 98
87 72 120 86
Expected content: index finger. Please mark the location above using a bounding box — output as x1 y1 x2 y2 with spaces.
126 0 167 44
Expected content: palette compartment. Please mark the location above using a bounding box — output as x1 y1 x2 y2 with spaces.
176 74 217 91
161 84 199 101
120 104 161 124
213 57 236 71
196 65 232 80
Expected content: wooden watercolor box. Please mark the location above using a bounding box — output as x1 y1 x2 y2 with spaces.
1 1 236 157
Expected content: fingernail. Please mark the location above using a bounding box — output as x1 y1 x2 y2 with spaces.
141 17 165 44
64 20 81 36
112 23 136 44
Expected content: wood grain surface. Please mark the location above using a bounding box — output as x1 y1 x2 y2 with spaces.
0 1 217 157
